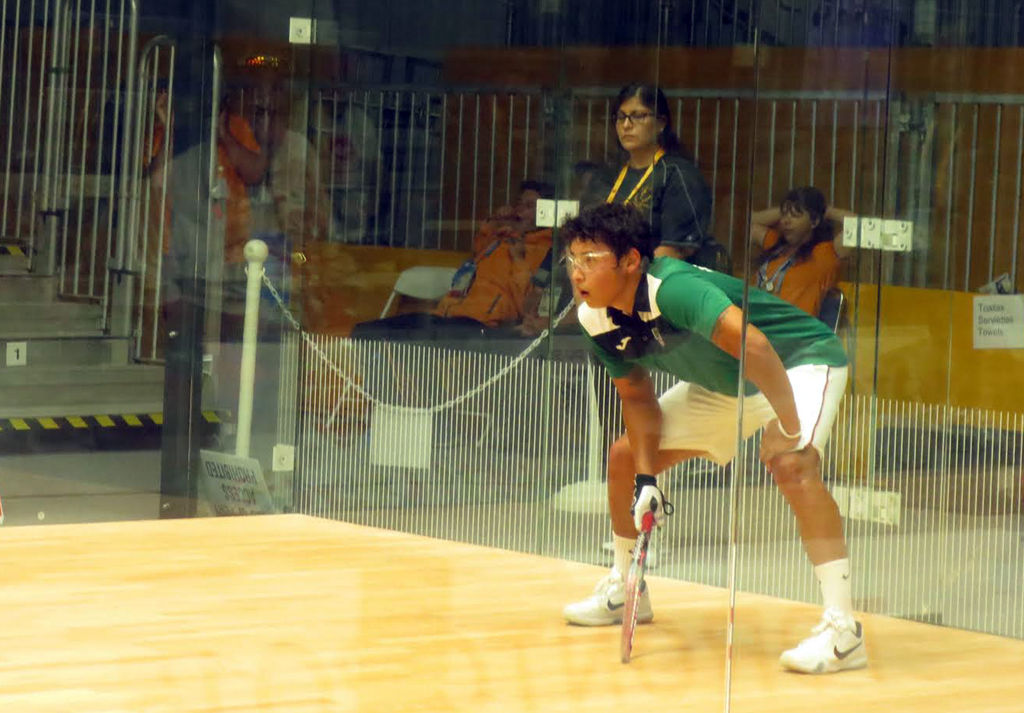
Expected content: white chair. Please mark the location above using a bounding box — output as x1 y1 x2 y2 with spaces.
380 265 459 318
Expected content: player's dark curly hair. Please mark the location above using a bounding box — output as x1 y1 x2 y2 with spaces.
561 203 654 261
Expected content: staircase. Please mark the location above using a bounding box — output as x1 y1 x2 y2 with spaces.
0 246 165 449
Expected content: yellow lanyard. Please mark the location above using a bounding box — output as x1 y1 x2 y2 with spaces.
606 148 665 205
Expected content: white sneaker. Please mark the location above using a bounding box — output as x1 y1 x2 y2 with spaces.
780 608 868 674
563 570 653 626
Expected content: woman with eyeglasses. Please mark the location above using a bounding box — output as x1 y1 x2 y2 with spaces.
606 84 718 267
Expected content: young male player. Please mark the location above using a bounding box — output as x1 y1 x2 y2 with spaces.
559 203 866 674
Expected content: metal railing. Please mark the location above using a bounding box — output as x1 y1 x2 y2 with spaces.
7 60 1024 363
1 0 51 252
506 0 1024 50
1 0 137 302
307 88 551 252
115 34 173 361
303 84 1021 292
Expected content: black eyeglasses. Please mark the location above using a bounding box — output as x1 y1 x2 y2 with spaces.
614 111 655 124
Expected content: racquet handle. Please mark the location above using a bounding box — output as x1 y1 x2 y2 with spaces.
641 510 655 533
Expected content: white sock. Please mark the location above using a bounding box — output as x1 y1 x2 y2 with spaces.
814 558 854 618
613 534 634 579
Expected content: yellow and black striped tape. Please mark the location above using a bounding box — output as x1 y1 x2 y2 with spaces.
0 245 26 257
0 410 227 433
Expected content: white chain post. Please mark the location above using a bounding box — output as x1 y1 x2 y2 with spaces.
236 239 269 458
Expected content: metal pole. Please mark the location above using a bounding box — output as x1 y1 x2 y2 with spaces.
89 0 114 297
149 50 175 360
471 94 480 236
602 96 609 163
850 101 859 209
38 0 67 275
235 239 268 459
111 0 139 336
115 0 139 274
321 92 333 242
767 101 776 204
14 0 40 248
964 104 979 289
943 103 957 290
358 91 367 241
388 91 400 245
1 0 23 240
28 0 53 264
523 94 530 180
422 92 431 248
788 100 796 188
506 95 514 205
489 94 497 216
693 98 701 165
374 91 384 245
830 100 839 204
57 0 78 288
437 94 447 248
809 100 818 186
988 105 1002 283
454 95 464 245
405 92 416 245
1012 107 1023 286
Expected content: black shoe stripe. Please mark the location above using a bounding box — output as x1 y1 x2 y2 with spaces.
833 640 862 660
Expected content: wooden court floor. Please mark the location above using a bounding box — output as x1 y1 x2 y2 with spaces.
0 514 1020 712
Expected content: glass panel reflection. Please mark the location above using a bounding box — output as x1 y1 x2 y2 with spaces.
3 1 1024 710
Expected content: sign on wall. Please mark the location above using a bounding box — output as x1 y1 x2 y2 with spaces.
199 450 275 516
973 295 1024 350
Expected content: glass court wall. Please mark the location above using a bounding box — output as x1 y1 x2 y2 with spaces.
730 4 1024 711
1 0 1022 710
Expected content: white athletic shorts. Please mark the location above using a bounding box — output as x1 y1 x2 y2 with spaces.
658 364 848 464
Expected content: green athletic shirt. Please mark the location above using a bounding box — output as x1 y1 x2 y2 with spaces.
577 257 848 395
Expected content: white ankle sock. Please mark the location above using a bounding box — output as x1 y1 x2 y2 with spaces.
613 534 635 578
814 558 854 618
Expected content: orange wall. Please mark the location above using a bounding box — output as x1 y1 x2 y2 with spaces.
842 282 1024 412
444 46 1024 95
295 245 469 336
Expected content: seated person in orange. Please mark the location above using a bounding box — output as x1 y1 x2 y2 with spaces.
147 89 265 343
350 181 557 352
145 89 265 261
749 186 854 319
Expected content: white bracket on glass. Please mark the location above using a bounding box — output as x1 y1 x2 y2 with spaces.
842 216 912 252
536 199 580 228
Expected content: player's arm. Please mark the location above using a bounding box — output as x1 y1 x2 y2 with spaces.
709 304 802 461
613 365 671 529
612 366 662 476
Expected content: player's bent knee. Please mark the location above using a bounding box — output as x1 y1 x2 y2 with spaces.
608 438 634 476
771 450 819 491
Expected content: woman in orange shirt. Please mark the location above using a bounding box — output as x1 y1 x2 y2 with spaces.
749 186 854 318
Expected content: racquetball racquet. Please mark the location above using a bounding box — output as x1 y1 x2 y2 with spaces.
620 510 655 663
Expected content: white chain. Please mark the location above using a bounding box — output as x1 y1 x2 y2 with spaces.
260 271 576 413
